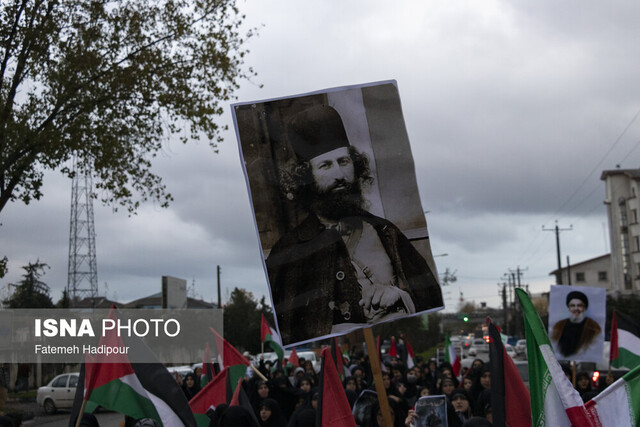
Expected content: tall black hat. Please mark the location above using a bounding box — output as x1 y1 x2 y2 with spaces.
286 105 350 161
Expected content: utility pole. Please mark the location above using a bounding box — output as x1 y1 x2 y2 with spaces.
217 265 221 308
567 255 572 285
543 221 572 284
508 266 527 337
499 282 507 332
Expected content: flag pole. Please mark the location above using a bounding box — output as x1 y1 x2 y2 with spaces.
363 327 393 427
252 364 269 382
74 399 88 427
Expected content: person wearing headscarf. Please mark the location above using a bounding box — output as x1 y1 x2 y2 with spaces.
450 388 473 424
218 406 259 427
181 372 201 400
257 398 287 427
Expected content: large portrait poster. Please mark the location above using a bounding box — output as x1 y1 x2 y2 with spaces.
232 81 443 346
548 285 606 363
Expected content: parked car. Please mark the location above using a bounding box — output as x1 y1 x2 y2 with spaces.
467 338 489 356
167 365 194 380
37 372 79 415
505 344 517 359
515 339 527 356
296 351 321 373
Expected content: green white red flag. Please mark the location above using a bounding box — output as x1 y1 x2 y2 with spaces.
516 288 596 426
584 363 640 426
404 335 415 369
610 310 640 370
260 313 284 364
444 334 461 377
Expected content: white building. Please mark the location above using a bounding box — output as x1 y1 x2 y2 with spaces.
549 254 612 290
601 168 640 293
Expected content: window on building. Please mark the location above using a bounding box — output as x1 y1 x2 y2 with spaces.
636 236 640 252
620 198 628 228
633 209 639 224
576 272 585 282
598 271 607 281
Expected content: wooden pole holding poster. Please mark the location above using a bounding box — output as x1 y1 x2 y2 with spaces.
363 327 393 427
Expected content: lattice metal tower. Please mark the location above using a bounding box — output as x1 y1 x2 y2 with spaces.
67 154 98 305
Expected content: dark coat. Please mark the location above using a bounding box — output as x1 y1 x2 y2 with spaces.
551 317 602 358
266 210 442 345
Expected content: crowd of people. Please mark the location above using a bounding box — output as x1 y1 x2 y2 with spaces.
187 348 498 427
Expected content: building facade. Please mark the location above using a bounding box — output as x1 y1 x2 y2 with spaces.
549 254 612 290
601 169 640 293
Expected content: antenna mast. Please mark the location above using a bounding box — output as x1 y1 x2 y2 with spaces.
67 153 99 305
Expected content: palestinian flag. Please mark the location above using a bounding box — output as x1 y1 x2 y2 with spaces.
444 335 461 377
69 309 196 427
331 337 348 380
260 314 284 364
584 363 640 426
611 310 640 370
316 347 357 427
189 368 259 427
516 288 594 426
487 318 531 427
404 335 415 369
210 327 250 392
201 342 215 388
287 347 299 367
388 337 398 358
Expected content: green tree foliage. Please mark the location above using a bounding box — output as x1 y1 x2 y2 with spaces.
606 293 640 336
223 288 272 354
55 288 70 308
3 260 53 308
0 0 258 214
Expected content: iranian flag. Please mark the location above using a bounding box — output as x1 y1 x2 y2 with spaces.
444 335 461 377
515 288 595 426
584 363 640 426
70 309 196 426
611 310 640 370
261 314 284 364
404 336 415 370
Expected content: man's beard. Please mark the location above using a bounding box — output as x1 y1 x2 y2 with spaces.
308 179 365 221
569 312 585 324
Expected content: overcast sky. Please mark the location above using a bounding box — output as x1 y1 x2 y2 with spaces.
2 0 640 315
